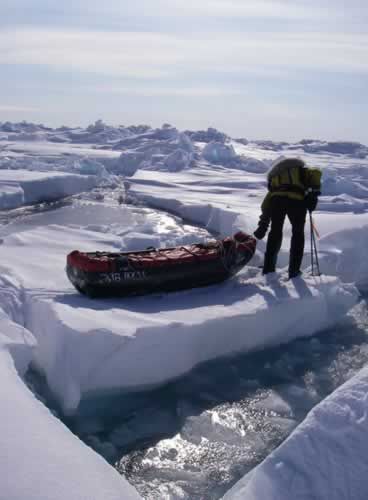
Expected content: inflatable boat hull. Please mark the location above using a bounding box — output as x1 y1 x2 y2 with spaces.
66 231 256 298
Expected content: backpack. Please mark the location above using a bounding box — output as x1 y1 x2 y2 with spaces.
304 167 322 194
268 158 322 197
267 158 306 196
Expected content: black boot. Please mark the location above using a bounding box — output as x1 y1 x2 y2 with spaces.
288 270 302 279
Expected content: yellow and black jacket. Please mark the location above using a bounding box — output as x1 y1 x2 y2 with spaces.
261 158 321 212
254 158 322 239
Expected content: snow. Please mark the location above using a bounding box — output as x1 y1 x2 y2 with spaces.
0 169 99 209
0 349 141 500
165 148 193 171
0 121 368 499
185 127 229 144
126 150 368 284
319 224 368 291
113 151 145 176
0 273 141 500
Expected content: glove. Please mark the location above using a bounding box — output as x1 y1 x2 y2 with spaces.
254 226 267 240
305 193 318 212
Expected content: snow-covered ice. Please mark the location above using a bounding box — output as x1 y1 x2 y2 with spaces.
0 275 141 500
0 169 99 209
27 270 358 415
0 346 141 500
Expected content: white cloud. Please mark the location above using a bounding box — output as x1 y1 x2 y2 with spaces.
155 0 332 20
85 84 249 97
0 104 39 112
0 27 366 81
74 0 340 23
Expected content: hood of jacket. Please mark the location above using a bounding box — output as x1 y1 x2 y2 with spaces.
267 157 305 181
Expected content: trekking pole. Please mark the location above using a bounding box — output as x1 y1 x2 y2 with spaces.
309 211 314 275
312 222 321 276
309 211 321 276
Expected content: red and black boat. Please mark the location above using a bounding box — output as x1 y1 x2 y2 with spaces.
66 231 256 298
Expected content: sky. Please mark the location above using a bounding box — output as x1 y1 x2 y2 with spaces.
0 0 367 143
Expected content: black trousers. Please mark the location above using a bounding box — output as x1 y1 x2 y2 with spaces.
263 196 307 276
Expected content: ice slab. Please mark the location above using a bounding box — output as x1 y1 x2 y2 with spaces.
0 169 99 209
25 269 358 415
0 274 36 375
0 183 24 209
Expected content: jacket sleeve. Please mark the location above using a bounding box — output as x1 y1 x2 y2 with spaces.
261 192 272 214
254 193 272 240
305 192 318 212
303 166 321 212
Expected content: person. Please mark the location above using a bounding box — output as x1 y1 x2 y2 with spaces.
253 157 321 279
